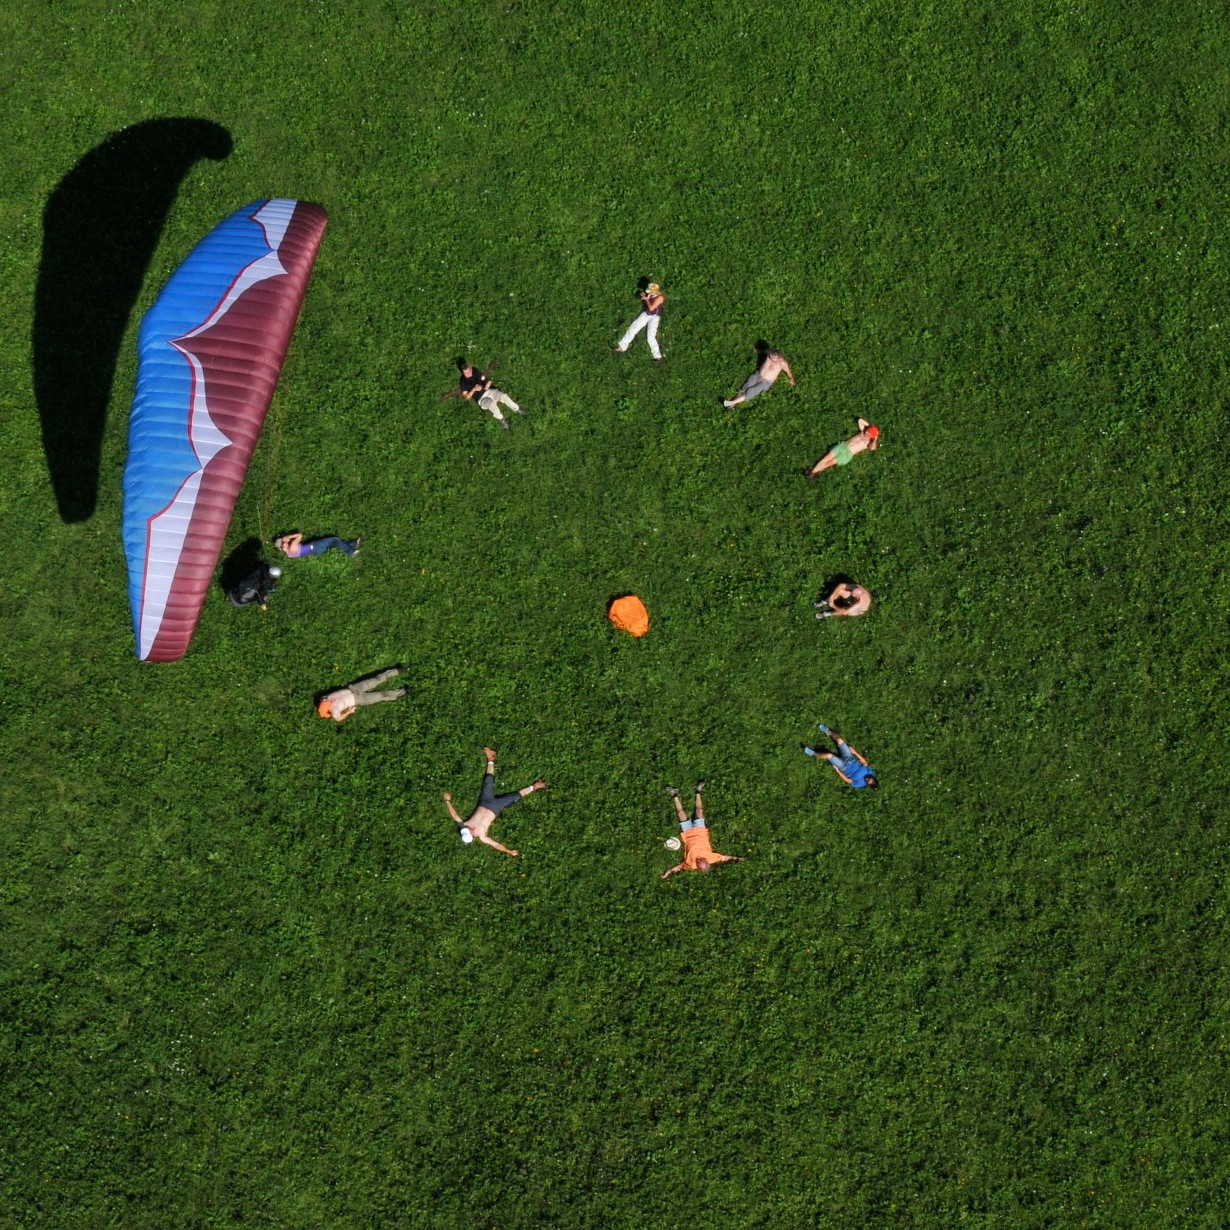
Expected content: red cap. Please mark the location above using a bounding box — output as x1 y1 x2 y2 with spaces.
866 424 880 441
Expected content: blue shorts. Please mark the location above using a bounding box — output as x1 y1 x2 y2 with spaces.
679 818 707 832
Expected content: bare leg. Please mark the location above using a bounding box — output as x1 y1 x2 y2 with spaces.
670 792 688 824
694 784 706 822
806 452 838 477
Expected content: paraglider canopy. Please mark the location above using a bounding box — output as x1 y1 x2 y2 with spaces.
122 198 327 661
608 595 650 637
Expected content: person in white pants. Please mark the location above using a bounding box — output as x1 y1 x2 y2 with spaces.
615 282 665 362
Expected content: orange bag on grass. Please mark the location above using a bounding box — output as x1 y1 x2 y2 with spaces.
608 595 650 637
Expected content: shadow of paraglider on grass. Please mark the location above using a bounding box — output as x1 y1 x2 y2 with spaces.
34 117 233 523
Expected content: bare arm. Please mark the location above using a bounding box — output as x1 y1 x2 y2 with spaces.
659 862 687 881
442 791 462 823
478 832 519 857
782 359 796 386
828 762 853 785
440 386 466 402
481 360 501 379
715 854 746 865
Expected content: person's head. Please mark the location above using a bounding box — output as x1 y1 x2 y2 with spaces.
459 826 474 844
865 776 879 790
696 857 711 873
646 282 661 294
317 697 333 719
865 424 880 442
272 534 285 552
460 363 474 377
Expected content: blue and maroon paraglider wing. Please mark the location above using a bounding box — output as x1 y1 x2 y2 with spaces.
122 199 327 661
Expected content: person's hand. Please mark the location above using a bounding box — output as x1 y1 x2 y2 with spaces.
442 791 452 802
509 849 520 858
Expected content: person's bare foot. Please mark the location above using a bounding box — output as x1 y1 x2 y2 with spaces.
483 746 497 762
532 779 549 791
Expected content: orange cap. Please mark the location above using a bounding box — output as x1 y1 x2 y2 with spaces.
317 698 333 718
609 595 650 637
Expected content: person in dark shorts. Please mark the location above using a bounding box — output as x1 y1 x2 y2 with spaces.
803 724 878 788
815 581 871 619
442 746 548 856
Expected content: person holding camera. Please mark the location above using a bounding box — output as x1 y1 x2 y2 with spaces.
615 281 665 363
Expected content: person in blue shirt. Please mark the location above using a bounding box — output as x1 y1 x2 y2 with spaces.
803 724 878 789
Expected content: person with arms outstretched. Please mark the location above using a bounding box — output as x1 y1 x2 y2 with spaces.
443 746 548 857
659 780 746 879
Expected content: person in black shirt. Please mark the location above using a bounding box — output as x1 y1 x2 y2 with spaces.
227 561 281 609
441 358 523 429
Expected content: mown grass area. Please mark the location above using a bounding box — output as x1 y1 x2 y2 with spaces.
2 1 1229 1226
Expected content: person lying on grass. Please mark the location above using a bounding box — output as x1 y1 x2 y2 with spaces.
803 724 878 788
815 581 871 619
441 358 523 429
443 746 548 857
317 668 406 723
804 419 879 477
274 532 361 559
723 342 796 409
659 780 747 880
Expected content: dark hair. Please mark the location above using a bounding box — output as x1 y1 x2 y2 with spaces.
865 776 879 790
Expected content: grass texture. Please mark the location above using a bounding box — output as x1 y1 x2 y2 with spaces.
2 1 1229 1226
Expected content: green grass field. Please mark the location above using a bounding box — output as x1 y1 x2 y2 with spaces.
3 2 1229 1226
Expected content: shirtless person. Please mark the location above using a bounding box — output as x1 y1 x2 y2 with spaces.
442 746 548 856
815 581 872 619
441 359 523 429
659 781 746 880
317 668 406 722
723 345 796 409
805 419 880 477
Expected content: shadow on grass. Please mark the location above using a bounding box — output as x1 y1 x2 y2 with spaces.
34 118 233 523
